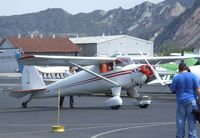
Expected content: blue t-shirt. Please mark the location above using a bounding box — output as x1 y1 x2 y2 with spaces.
15 51 24 73
170 72 200 104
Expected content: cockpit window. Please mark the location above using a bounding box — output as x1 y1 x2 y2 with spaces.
99 63 113 73
115 57 133 67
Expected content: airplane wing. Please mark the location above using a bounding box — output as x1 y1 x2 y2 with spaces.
19 55 120 86
19 55 116 66
130 55 200 64
19 55 200 66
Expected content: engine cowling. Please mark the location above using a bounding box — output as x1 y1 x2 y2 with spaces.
104 96 122 110
139 65 154 83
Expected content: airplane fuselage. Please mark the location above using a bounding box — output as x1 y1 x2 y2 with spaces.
33 64 149 99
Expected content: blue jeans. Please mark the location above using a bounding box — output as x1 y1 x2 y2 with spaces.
176 100 197 138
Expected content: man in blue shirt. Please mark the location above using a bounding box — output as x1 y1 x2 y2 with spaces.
15 51 24 73
170 63 200 138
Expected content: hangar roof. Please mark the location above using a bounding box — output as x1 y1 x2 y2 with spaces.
1 36 80 53
70 35 153 44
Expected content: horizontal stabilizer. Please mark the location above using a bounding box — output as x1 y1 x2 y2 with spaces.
9 88 46 98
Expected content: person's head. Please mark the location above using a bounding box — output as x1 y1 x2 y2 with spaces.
178 63 189 72
69 66 76 72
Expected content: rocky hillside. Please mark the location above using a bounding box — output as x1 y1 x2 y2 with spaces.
155 0 200 53
0 0 194 42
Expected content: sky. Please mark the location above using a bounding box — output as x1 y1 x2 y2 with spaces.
0 0 164 16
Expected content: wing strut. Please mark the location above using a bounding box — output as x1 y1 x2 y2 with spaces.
68 62 120 86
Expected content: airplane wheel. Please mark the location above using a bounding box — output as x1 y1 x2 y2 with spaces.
22 102 27 108
139 104 149 109
111 105 120 110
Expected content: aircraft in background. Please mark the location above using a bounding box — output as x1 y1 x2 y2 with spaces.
0 50 5 53
149 65 200 85
9 54 200 110
150 51 200 84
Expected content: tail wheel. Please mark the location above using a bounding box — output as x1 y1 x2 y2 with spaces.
139 104 149 109
22 102 27 108
111 105 120 110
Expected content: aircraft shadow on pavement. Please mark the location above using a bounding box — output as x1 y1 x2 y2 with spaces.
0 106 57 113
0 104 141 113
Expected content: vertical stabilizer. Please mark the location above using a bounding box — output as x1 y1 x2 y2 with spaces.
22 66 46 90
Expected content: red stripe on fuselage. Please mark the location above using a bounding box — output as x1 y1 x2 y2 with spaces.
49 70 132 92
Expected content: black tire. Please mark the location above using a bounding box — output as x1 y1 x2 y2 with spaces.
22 102 27 108
111 105 120 110
139 104 149 109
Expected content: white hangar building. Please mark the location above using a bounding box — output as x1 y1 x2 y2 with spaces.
70 35 153 57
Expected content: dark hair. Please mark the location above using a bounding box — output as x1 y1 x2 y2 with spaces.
178 63 188 72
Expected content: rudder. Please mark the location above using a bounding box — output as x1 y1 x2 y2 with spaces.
22 66 46 90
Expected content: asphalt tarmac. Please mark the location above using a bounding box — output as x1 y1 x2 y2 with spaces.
0 90 200 138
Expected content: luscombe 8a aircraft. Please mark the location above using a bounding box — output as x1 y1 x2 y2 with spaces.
11 54 200 110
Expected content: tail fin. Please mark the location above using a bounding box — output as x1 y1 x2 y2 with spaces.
22 66 46 90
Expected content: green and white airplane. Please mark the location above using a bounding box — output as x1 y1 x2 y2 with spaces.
151 54 200 84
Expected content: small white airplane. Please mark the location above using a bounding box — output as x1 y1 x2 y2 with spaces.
151 65 200 85
9 54 200 109
0 50 5 53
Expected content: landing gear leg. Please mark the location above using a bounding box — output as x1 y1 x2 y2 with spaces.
104 87 123 110
22 95 32 108
60 96 64 108
69 96 75 108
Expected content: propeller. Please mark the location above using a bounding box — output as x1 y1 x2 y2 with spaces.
140 52 165 85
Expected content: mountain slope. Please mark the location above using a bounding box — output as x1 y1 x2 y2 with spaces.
0 0 195 43
155 0 200 53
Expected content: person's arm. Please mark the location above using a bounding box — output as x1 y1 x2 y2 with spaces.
170 78 177 94
193 75 200 103
196 87 200 103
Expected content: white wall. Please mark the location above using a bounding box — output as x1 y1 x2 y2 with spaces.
0 40 21 72
97 36 153 57
193 48 200 55
0 48 20 73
